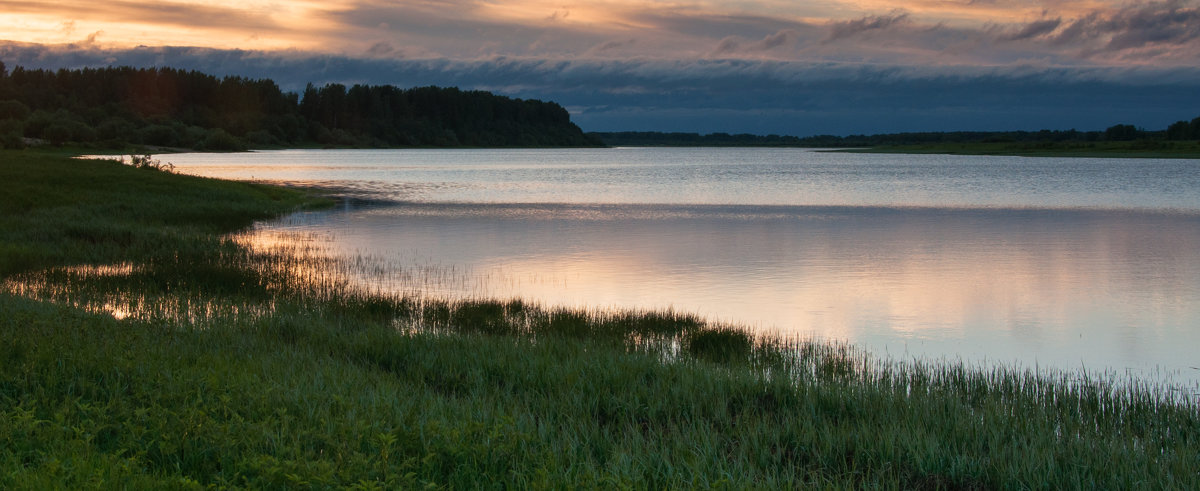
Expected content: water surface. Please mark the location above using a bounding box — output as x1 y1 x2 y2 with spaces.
161 148 1200 386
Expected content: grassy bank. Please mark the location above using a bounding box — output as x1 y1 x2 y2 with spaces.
840 140 1200 158
2 150 1197 488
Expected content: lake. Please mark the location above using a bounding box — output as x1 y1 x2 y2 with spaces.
158 148 1200 387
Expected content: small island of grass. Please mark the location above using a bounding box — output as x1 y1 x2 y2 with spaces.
1 149 1197 487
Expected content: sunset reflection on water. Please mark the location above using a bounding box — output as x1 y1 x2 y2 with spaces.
244 202 1200 383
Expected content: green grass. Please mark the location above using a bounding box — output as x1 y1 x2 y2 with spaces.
2 149 1198 488
0 151 323 276
841 140 1200 158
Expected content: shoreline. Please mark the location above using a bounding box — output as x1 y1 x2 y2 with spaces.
1 148 1197 487
49 139 1200 160
834 142 1200 159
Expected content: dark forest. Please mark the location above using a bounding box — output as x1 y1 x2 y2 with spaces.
0 62 601 150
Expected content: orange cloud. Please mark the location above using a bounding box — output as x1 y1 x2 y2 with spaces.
1 0 1195 65
0 0 339 49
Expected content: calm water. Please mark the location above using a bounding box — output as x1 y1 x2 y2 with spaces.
160 148 1200 386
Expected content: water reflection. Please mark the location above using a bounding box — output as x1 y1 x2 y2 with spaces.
153 148 1200 210
247 202 1200 383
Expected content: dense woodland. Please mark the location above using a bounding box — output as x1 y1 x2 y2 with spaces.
0 62 600 150
591 119 1200 147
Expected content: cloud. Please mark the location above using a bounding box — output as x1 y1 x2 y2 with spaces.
826 11 911 42
1016 1 1200 59
1096 1 1200 52
758 30 795 50
58 20 77 37
997 18 1063 41
5 0 1199 65
634 11 813 41
711 37 742 55
4 41 1199 135
365 41 395 57
709 29 801 56
547 9 569 21
585 38 638 56
0 0 283 31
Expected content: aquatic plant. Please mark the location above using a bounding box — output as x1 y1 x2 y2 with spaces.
2 150 1197 488
124 153 175 172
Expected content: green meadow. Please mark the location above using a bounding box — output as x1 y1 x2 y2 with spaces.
1 150 1197 488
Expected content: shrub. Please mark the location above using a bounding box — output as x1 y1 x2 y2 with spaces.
97 118 137 141
0 100 30 120
65 121 97 143
0 119 22 136
1 131 24 149
245 129 279 146
140 124 180 147
41 124 72 145
200 128 245 151
125 154 176 172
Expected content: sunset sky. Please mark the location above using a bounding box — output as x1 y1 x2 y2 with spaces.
3 0 1200 134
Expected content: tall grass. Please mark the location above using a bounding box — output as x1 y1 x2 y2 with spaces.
2 150 1198 488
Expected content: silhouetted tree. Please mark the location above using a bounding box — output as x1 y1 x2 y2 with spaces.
1104 124 1141 141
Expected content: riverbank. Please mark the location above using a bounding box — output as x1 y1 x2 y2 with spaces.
1 149 1197 487
838 140 1200 158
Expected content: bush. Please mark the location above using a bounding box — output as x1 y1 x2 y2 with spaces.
0 119 22 136
125 154 175 172
1 131 24 149
245 129 279 146
0 100 30 120
42 124 72 145
64 121 97 143
22 111 55 138
96 118 137 141
200 128 246 151
140 124 180 147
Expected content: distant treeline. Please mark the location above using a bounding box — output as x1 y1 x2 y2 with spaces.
590 119 1200 148
0 61 600 150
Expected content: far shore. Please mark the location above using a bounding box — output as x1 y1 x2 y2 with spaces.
831 141 1200 159
56 140 1200 161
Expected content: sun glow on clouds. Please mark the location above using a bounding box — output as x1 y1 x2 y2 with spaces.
2 0 1199 66
0 0 338 50
473 1 652 29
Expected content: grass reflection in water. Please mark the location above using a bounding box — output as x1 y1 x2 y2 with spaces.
2 150 1198 487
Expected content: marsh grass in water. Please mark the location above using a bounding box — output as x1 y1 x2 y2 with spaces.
1 150 1198 488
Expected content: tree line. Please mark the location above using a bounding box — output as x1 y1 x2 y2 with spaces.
0 61 600 150
590 119 1200 148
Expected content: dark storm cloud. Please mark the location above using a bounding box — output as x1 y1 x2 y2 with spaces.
4 42 1198 135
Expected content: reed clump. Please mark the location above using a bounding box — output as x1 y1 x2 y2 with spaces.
2 150 1197 488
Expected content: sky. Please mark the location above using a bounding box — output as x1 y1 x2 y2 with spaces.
2 0 1200 134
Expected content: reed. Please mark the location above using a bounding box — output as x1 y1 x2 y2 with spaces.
2 150 1197 488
